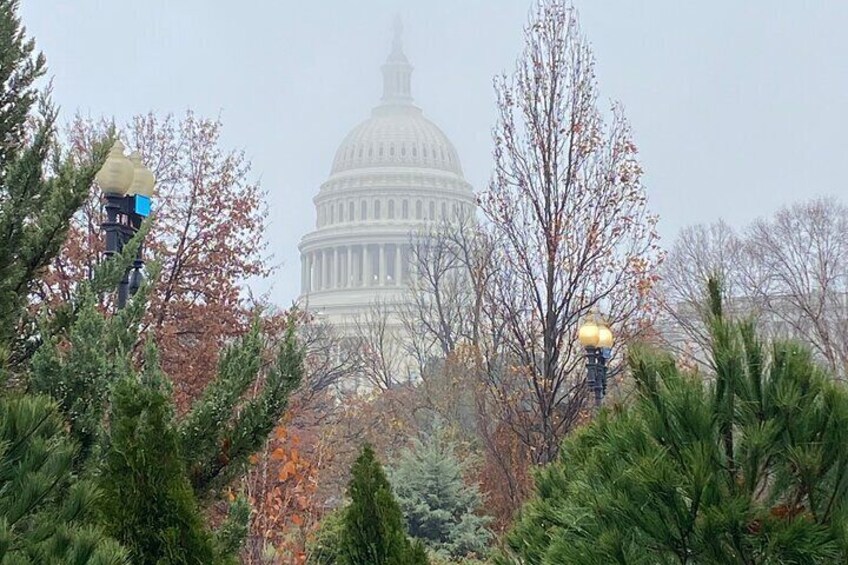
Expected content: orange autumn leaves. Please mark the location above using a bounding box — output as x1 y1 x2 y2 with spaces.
244 425 323 564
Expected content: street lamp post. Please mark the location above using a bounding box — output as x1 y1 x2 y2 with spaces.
578 315 614 407
94 140 155 310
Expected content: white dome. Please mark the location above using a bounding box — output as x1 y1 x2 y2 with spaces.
331 105 463 176
298 18 478 334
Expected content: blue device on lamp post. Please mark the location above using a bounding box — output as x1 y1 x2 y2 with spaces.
133 194 151 217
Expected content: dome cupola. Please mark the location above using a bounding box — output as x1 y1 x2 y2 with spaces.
328 17 465 178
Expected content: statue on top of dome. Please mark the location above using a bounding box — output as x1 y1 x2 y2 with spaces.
381 15 413 105
392 15 404 55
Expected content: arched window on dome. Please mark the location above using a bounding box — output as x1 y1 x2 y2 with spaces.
338 202 344 222
415 200 422 220
358 147 363 158
402 200 409 219
368 146 373 157
401 145 406 157
441 202 447 218
379 145 384 157
422 146 427 158
349 201 355 223
429 201 435 220
388 200 395 219
329 205 335 224
374 200 382 219
412 146 417 157
361 200 368 221
389 144 395 157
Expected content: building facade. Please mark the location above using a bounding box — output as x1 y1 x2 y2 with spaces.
298 23 475 330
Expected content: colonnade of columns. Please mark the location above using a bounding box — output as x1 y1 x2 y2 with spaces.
301 243 411 293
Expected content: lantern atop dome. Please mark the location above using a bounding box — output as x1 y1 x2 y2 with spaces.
381 16 414 106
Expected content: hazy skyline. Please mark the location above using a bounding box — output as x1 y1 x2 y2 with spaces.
22 1 848 306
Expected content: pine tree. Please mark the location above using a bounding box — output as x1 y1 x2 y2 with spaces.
389 436 492 560
340 444 429 565
500 279 848 564
0 394 127 564
0 0 108 376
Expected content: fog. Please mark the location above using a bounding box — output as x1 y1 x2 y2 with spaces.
22 1 848 306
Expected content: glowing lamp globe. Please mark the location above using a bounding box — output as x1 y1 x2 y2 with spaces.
578 321 600 347
95 140 134 195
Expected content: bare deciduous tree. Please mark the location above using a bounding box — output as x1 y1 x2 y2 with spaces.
658 220 749 365
402 216 499 365
661 198 848 379
747 198 848 378
355 299 411 391
478 0 662 463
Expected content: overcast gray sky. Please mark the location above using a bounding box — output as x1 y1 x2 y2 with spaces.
22 1 848 306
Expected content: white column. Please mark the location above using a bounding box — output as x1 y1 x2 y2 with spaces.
332 247 338 289
309 253 315 292
300 255 306 293
347 246 353 288
379 244 386 286
336 247 342 289
362 244 369 287
394 245 402 286
322 250 329 289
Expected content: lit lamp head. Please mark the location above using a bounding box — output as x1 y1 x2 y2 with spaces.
578 319 600 348
95 140 134 196
127 150 155 218
597 325 614 349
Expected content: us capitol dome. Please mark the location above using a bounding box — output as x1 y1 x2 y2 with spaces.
298 21 476 329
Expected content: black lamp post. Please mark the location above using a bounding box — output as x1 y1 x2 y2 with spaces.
578 315 614 407
95 140 155 310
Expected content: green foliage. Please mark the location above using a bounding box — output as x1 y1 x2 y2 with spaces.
501 280 848 564
179 320 304 497
97 346 222 565
0 394 126 564
0 0 109 375
214 494 250 560
408 539 430 565
340 444 429 565
389 436 492 560
306 508 345 565
31 284 302 562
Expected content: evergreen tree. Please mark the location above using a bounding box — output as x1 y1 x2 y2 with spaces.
389 436 492 560
500 280 848 564
29 287 144 466
97 344 223 565
0 394 126 564
179 320 304 498
305 508 344 565
340 444 428 565
39 302 304 563
0 2 125 562
0 0 108 375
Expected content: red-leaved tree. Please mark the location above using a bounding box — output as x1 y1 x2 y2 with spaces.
36 111 270 408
